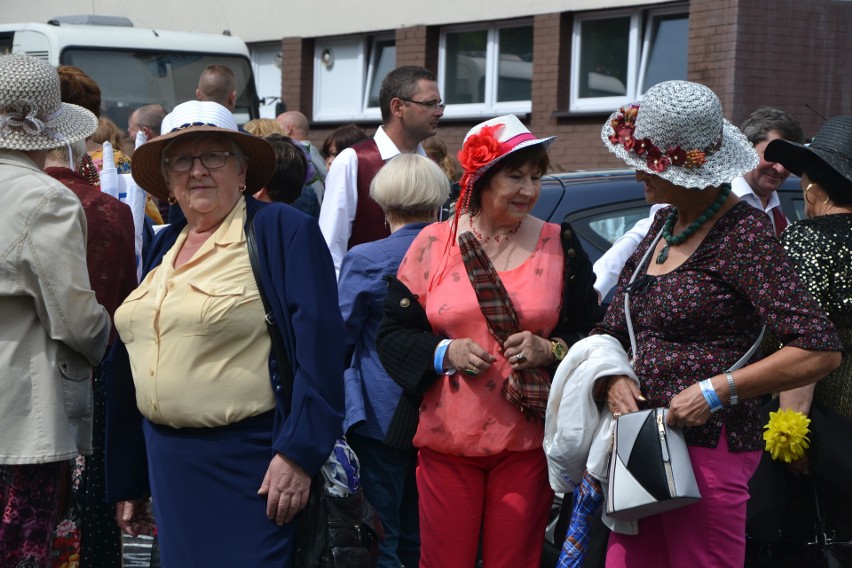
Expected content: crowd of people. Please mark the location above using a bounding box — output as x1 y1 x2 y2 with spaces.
0 51 849 568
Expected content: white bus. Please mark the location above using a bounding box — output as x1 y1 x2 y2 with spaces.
0 15 260 127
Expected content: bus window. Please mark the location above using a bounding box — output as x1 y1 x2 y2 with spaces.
62 48 258 127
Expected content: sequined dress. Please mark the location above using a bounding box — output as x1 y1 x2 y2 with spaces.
781 214 852 419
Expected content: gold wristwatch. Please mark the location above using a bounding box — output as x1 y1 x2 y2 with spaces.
550 338 567 362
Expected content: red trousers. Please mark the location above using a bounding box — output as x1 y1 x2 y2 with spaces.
417 446 553 568
606 430 761 567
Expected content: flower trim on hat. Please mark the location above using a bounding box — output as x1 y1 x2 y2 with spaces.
454 123 510 230
607 104 722 174
0 100 66 142
457 123 508 193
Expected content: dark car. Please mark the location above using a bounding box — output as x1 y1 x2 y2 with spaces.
534 169 804 567
532 168 804 265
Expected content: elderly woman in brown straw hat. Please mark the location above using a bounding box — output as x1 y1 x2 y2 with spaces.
583 80 842 567
0 54 110 565
104 100 344 566
741 116 852 563
376 115 603 568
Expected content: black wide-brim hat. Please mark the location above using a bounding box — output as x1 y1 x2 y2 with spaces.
765 115 852 198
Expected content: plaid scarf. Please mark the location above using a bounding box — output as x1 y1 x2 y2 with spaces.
458 231 551 421
558 470 604 568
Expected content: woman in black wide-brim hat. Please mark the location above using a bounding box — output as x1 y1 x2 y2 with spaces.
745 116 852 564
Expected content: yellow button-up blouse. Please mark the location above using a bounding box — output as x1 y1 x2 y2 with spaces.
114 200 274 428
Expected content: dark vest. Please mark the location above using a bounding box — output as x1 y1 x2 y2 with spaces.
348 138 391 249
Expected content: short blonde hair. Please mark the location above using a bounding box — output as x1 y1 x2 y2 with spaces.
243 118 284 138
370 154 449 223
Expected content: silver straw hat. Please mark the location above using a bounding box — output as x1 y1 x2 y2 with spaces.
601 81 758 190
0 54 97 151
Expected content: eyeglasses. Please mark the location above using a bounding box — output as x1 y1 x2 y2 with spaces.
165 151 233 172
399 98 446 112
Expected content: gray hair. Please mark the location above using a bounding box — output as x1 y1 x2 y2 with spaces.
740 107 804 145
370 154 449 223
45 139 88 170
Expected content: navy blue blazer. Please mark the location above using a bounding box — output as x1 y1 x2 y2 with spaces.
105 196 345 501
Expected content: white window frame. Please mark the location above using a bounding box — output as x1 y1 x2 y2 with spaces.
438 19 533 119
362 35 396 113
570 5 688 113
312 34 394 123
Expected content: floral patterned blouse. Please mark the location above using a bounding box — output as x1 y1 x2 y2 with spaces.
593 202 841 451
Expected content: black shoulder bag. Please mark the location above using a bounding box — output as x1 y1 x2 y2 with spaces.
246 213 383 568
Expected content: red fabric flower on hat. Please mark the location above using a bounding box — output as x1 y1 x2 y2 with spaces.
458 123 505 174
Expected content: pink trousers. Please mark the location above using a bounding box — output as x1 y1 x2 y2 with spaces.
417 446 554 568
606 431 761 567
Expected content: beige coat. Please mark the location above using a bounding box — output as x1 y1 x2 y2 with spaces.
0 149 110 465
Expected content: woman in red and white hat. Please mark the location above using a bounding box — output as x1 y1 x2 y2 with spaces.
377 115 603 567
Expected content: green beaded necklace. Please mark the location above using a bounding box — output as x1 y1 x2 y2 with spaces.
656 183 732 264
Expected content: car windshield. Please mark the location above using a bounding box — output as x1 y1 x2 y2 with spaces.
61 48 257 127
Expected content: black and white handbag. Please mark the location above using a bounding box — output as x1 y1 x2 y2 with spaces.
606 407 700 520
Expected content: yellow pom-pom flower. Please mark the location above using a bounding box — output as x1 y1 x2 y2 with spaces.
763 408 811 462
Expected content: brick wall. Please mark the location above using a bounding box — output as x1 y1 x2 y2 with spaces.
288 0 852 173
731 0 852 138
280 37 314 116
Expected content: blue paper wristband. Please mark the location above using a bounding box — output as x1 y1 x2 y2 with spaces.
433 339 454 375
699 379 723 413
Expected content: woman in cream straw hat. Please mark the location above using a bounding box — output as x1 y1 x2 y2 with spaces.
377 114 603 567
0 54 110 566
104 99 344 566
583 80 842 567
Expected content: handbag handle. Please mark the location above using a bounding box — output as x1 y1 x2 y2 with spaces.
623 225 764 373
246 212 295 412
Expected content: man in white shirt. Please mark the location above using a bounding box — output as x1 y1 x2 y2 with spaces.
319 66 443 276
593 107 804 299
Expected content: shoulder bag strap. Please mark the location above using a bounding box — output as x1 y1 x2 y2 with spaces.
246 212 294 412
623 226 764 370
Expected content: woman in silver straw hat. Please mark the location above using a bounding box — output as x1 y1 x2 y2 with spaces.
0 54 110 565
104 100 344 566
743 116 852 562
588 81 841 566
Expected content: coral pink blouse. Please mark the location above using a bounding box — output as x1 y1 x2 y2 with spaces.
398 220 564 456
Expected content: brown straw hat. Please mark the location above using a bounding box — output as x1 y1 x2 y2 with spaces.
0 54 97 151
131 100 275 202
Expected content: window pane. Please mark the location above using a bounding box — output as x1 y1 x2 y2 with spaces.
63 49 255 126
641 15 688 93
445 29 487 105
367 41 396 108
578 17 631 98
497 26 533 102
587 207 650 244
